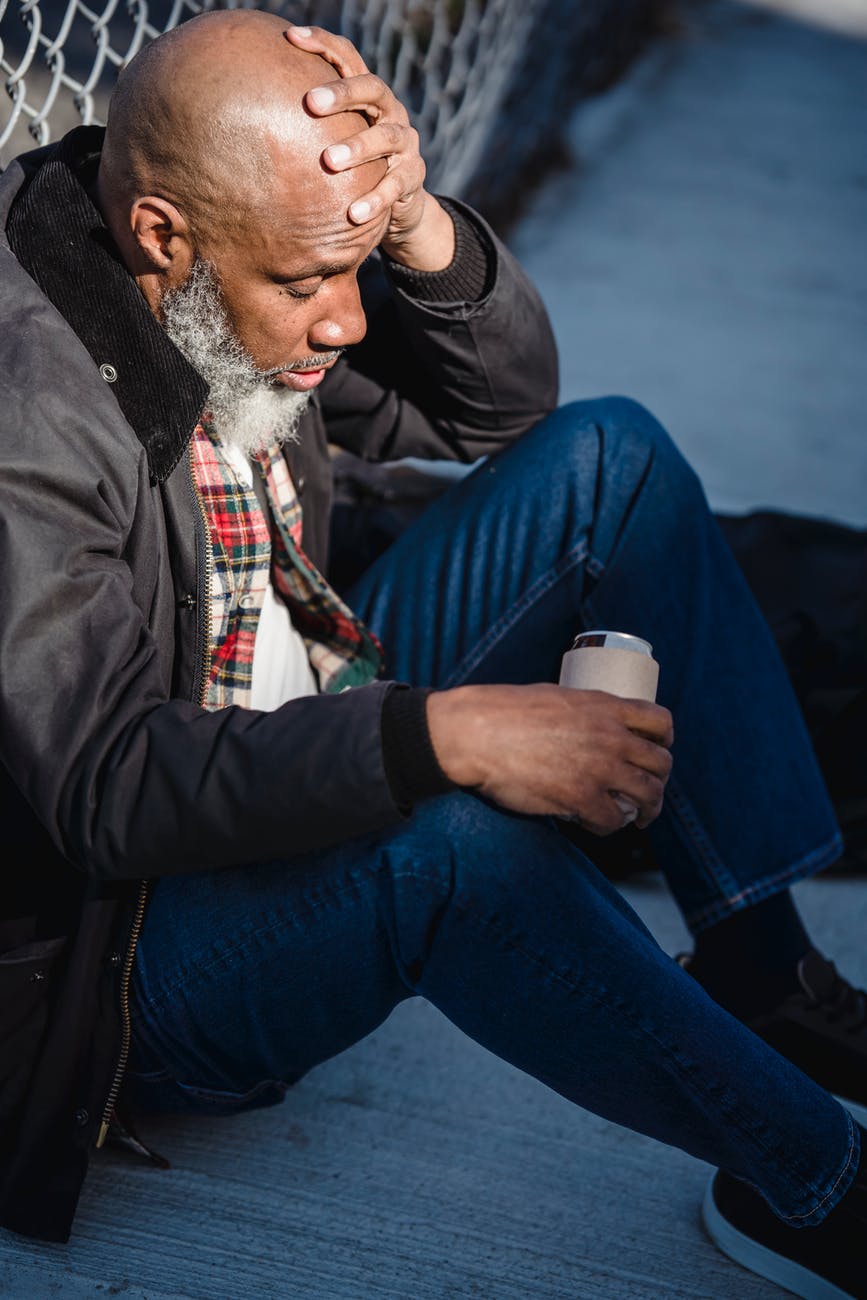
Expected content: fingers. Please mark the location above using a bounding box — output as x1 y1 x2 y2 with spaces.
623 731 674 780
307 72 406 125
559 689 673 755
283 25 431 242
324 120 417 172
283 25 368 79
579 792 645 838
613 696 675 748
321 112 425 228
579 775 665 837
346 156 426 225
284 28 402 126
285 27 408 128
557 691 671 831
612 764 667 829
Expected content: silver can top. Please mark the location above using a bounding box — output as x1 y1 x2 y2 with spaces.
570 630 653 657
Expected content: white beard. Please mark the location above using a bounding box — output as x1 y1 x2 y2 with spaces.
162 258 311 458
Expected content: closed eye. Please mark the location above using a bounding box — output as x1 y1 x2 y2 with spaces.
275 280 322 299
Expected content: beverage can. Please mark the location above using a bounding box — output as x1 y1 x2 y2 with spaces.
559 629 659 702
559 630 661 826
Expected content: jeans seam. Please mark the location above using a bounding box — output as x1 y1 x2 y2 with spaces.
162 1076 289 1105
441 541 589 688
661 781 744 912
782 1112 858 1225
686 830 846 933
447 893 848 1218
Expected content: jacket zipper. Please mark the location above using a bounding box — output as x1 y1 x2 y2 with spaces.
96 879 149 1148
96 439 214 1149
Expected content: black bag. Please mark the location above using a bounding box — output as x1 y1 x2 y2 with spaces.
718 511 867 877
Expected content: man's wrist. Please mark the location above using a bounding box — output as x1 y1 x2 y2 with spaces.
426 687 487 789
380 193 456 272
383 198 494 304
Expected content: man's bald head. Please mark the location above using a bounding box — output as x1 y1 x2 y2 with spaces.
101 10 361 236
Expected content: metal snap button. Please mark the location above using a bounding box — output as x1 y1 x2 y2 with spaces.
75 1108 89 1126
100 363 118 383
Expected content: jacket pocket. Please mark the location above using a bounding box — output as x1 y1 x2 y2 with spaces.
0 937 68 1129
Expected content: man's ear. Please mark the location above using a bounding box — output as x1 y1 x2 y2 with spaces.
129 195 195 287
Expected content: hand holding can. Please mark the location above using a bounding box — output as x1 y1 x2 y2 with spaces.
559 631 660 825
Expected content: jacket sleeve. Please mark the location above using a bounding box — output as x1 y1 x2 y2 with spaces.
319 198 560 464
0 279 410 882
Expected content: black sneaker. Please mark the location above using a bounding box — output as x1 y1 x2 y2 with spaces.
702 1142 867 1300
679 949 867 1108
746 950 867 1109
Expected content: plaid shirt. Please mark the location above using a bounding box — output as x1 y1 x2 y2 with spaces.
192 419 383 710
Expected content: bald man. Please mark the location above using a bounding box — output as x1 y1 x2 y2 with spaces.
0 12 864 1292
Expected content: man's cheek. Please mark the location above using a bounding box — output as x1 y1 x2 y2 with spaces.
258 302 307 353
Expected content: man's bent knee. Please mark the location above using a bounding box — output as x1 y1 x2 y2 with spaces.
555 395 706 505
555 395 687 463
380 791 590 931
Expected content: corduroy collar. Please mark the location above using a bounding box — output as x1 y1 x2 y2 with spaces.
5 125 208 483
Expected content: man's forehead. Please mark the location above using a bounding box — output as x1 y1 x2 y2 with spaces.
254 165 389 274
243 220 384 286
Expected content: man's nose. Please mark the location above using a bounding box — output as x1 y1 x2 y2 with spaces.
310 278 368 352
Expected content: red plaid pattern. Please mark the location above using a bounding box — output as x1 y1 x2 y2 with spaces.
192 420 383 710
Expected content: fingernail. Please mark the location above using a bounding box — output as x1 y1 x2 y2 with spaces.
291 25 312 37
349 199 372 222
309 86 335 111
327 144 351 167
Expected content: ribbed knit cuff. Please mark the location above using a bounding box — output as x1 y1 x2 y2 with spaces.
381 684 456 812
383 198 494 303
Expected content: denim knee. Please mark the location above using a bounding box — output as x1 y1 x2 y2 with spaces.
561 396 703 492
381 791 617 941
544 397 710 569
382 791 512 892
379 790 660 995
381 792 547 925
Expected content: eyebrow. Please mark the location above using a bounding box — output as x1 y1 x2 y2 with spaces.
271 215 389 282
282 260 356 280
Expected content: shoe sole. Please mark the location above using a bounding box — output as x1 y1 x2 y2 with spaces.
702 1174 855 1300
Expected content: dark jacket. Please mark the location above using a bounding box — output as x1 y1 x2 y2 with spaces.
0 126 558 1241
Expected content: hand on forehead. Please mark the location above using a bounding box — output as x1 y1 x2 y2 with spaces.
284 24 426 234
106 11 387 232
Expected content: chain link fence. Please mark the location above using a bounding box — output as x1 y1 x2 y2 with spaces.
1 0 664 217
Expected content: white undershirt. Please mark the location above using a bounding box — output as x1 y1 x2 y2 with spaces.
222 445 318 711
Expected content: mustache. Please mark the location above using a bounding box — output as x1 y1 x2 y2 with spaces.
261 350 344 379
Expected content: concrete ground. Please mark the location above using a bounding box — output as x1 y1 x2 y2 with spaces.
512 0 867 527
2 1 866 1296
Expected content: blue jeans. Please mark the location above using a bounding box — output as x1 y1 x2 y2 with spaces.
128 399 856 1225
